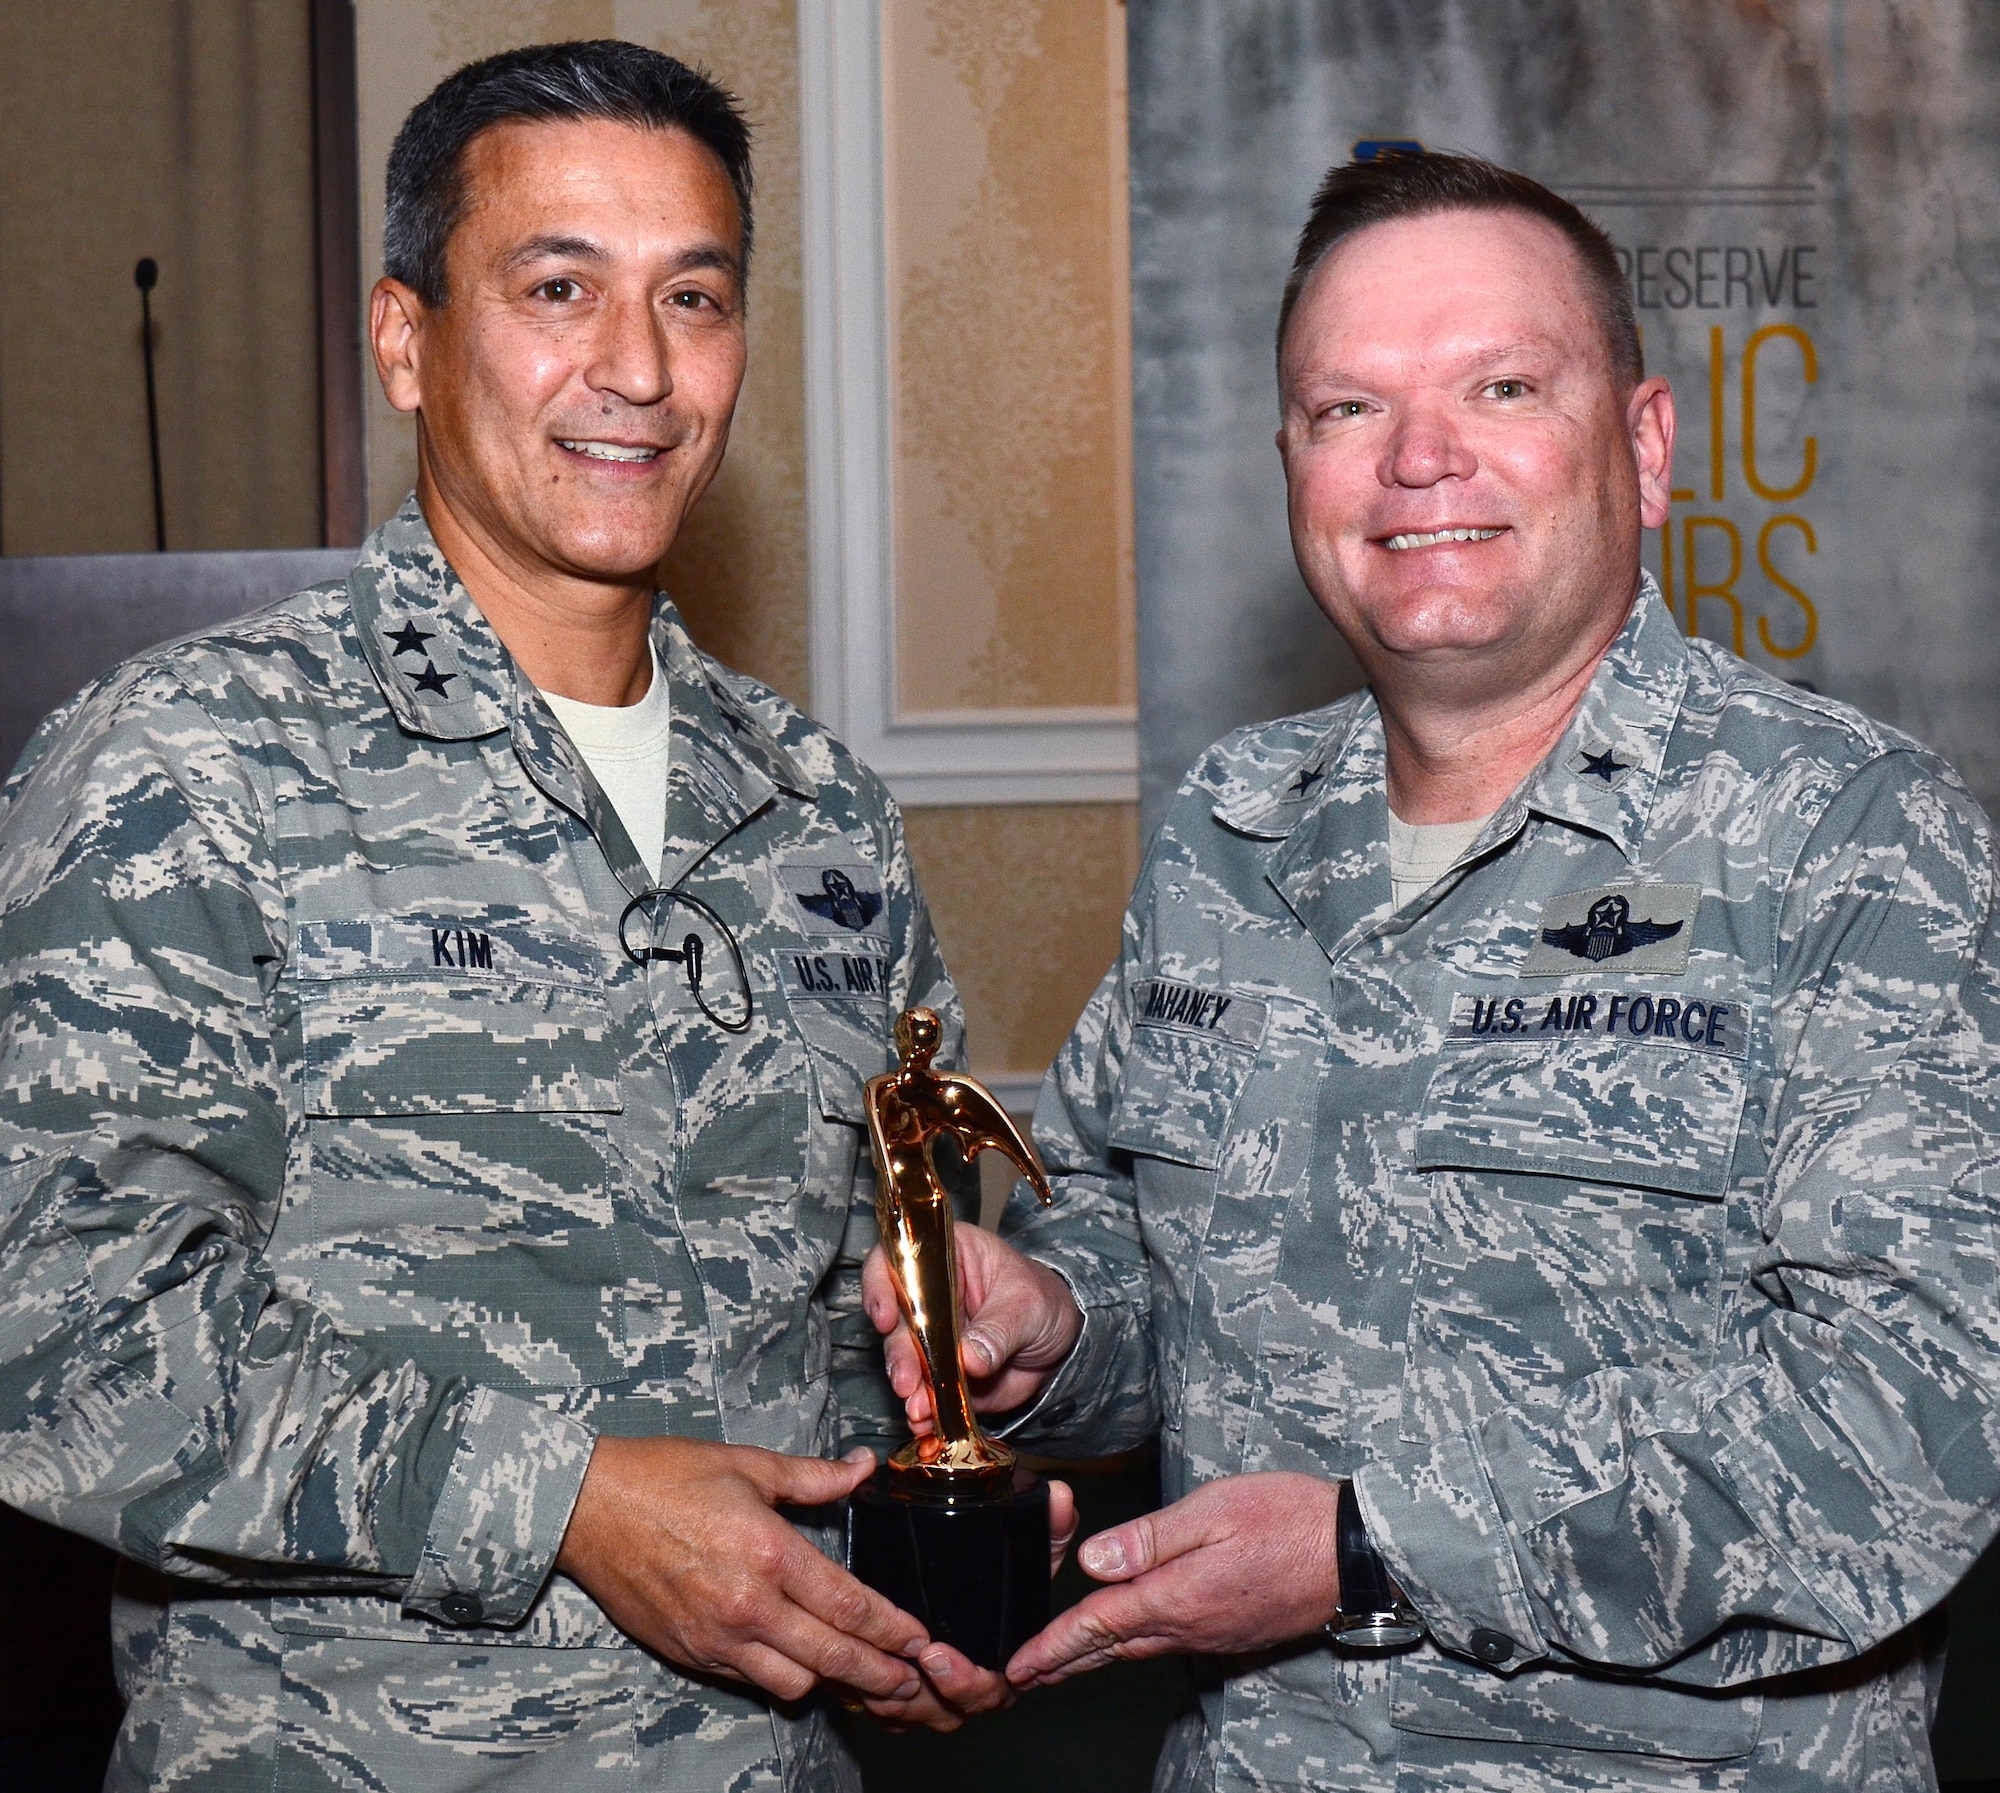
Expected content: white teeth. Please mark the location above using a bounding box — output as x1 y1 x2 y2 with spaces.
558 440 659 463
1383 527 1504 551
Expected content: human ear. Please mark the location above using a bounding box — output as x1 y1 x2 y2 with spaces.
370 278 427 416
1629 377 1676 530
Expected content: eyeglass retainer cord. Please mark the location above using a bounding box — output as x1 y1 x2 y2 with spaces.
617 887 753 1034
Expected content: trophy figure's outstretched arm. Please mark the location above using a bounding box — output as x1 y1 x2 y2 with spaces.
934 1075 1053 1213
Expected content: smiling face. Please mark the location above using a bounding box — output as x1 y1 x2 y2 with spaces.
1277 208 1672 705
373 115 748 594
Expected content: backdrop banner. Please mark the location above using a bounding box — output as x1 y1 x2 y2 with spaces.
1128 0 2000 830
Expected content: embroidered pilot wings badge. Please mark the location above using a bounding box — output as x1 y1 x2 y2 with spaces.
796 867 883 931
781 861 888 937
1522 883 1700 976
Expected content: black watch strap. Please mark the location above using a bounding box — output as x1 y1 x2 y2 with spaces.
1328 1478 1425 1650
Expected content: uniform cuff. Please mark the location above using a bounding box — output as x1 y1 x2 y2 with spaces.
1354 1431 1549 1671
401 1385 596 1630
993 1257 1138 1449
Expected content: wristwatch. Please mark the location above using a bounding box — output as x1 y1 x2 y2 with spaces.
1327 1478 1426 1649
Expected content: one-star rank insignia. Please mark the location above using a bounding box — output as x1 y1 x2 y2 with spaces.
1575 747 1633 784
1289 763 1325 797
384 620 434 657
410 662 458 698
1542 892 1682 962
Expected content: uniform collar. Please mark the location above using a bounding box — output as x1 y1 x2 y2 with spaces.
1513 573 1686 862
1214 572 1685 864
350 494 817 897
349 494 512 740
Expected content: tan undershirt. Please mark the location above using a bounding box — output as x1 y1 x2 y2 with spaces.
542 645 672 879
1387 810 1496 909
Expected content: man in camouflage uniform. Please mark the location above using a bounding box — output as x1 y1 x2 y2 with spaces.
0 40 1009 1792
872 154 2000 1788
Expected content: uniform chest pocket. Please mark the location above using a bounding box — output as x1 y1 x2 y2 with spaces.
1416 1001 1749 1198
1108 1021 1262 1173
777 970 890 1132
1400 1020 1751 1444
288 920 628 1391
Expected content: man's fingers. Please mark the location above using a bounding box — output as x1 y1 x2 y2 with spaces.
1004 1581 1175 1685
781 1538 928 1660
861 1246 900 1336
779 1608 924 1700
733 1640 822 1704
1077 1487 1217 1583
750 1576 922 1701
958 1268 1050 1376
916 1643 1014 1714
1076 1511 1158 1582
1047 1479 1079 1577
750 1446 878 1510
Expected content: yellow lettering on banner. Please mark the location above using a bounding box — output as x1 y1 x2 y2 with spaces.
1685 517 1744 655
1743 324 1818 502
1756 515 1819 658
1708 326 1725 500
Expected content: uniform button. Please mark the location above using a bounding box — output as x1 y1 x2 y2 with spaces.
440 1592 484 1625
1468 1627 1514 1664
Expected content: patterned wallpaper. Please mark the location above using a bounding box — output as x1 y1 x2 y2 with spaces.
883 0 1137 714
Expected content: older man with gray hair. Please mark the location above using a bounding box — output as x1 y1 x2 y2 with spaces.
0 38 1029 1792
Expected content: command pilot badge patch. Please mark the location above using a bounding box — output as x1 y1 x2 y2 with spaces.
1522 882 1700 976
781 861 888 938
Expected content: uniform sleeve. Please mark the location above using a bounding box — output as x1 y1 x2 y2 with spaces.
995 873 1160 1456
826 784 972 1453
1357 753 2000 1683
0 669 591 1627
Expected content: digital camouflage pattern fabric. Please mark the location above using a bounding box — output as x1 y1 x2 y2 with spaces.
0 497 957 1791
1004 582 2000 1792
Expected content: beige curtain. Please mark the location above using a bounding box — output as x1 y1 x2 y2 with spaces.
0 0 321 554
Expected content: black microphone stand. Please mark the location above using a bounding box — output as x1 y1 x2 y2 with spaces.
134 258 164 551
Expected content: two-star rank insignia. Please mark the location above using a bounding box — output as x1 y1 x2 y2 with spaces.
411 662 458 698
384 621 434 657
1576 747 1632 784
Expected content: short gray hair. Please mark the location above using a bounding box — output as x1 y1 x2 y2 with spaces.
384 39 754 308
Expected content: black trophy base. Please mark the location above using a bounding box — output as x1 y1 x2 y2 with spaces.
846 1462 1049 1672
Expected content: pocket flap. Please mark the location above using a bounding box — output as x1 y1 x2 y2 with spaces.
1391 1650 1762 1761
1107 1022 1259 1171
1417 1031 1748 1199
777 974 890 1125
297 918 621 1117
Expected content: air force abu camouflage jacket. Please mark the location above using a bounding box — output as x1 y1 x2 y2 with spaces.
1005 582 2000 1792
0 498 954 1791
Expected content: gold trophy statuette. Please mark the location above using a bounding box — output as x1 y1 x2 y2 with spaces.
846 1006 1055 1668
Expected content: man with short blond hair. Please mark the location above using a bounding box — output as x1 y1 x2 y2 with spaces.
873 152 2000 1789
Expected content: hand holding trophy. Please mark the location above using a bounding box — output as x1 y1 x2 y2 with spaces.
847 1007 1055 1670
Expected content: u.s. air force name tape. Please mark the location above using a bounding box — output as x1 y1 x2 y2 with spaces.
783 947 892 1000
1447 986 1748 1059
